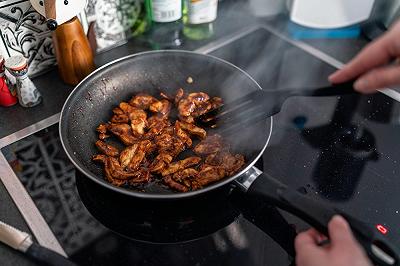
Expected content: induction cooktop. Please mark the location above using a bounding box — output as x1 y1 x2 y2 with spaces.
1 26 400 266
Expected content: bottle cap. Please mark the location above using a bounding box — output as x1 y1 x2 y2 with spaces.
5 55 28 71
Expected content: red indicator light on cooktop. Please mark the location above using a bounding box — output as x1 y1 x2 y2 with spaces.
376 224 388 235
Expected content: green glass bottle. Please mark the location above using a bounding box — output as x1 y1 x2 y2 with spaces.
145 0 183 48
183 0 218 40
132 0 150 36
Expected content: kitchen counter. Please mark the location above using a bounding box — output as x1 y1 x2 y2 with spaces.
0 1 387 265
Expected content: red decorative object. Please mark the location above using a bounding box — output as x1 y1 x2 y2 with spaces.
0 55 17 107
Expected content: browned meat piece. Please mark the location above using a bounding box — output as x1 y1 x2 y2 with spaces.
119 144 138 168
149 99 172 117
174 121 192 147
99 133 110 140
178 92 211 119
192 101 212 117
164 175 189 192
111 114 129 123
119 102 148 135
195 165 226 187
160 91 172 100
210 97 223 110
113 107 125 115
131 118 147 136
149 153 173 173
92 154 107 163
187 92 210 105
106 157 142 180
96 123 107 134
129 94 157 109
146 117 169 139
178 98 196 117
93 90 244 191
205 151 245 176
119 102 136 113
175 88 184 105
108 123 138 145
129 168 151 184
155 133 174 151
161 157 201 176
172 168 198 187
178 115 195 124
95 140 119 157
193 134 223 155
176 121 206 139
126 140 152 171
225 154 245 175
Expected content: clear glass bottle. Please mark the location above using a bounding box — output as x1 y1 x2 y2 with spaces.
183 0 218 40
5 55 42 108
145 0 183 48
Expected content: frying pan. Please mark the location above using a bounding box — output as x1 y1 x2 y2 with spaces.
60 50 399 265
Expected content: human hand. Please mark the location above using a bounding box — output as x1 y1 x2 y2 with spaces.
329 20 400 93
295 215 373 266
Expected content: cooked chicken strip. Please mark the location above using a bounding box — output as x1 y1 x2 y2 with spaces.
161 157 201 176
176 121 206 139
195 165 226 187
209 97 223 110
127 140 152 171
129 94 157 109
119 144 138 168
95 140 119 157
108 123 137 145
174 121 192 147
160 91 172 101
149 99 172 117
175 88 184 105
99 133 110 140
112 107 125 115
92 154 107 163
111 114 129 123
187 92 210 105
149 153 173 173
193 134 223 155
164 175 189 192
178 115 195 124
192 101 212 117
172 168 198 188
96 123 108 134
205 152 245 176
178 98 196 117
129 168 151 184
119 102 148 135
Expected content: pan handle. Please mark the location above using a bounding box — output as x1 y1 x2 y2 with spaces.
235 167 400 266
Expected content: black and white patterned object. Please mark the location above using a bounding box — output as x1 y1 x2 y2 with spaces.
92 0 143 51
0 0 54 77
7 126 105 255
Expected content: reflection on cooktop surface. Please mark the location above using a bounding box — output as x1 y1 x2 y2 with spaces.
2 27 400 265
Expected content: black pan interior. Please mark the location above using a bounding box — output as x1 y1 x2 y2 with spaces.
60 51 271 196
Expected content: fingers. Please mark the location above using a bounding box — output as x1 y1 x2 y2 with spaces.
329 21 400 90
353 65 400 93
328 215 357 246
295 229 325 265
329 33 395 84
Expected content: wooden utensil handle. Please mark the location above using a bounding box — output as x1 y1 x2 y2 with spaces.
52 17 95 85
44 0 56 20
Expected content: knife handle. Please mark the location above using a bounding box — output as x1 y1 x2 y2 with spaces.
26 243 77 266
44 0 57 30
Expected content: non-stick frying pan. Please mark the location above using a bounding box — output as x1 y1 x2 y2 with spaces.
60 50 399 266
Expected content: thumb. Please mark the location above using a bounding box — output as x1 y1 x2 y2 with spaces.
328 215 358 246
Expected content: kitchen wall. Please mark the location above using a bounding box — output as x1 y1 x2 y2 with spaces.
0 0 143 77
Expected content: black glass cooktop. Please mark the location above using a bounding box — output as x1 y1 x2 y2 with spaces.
2 27 400 266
